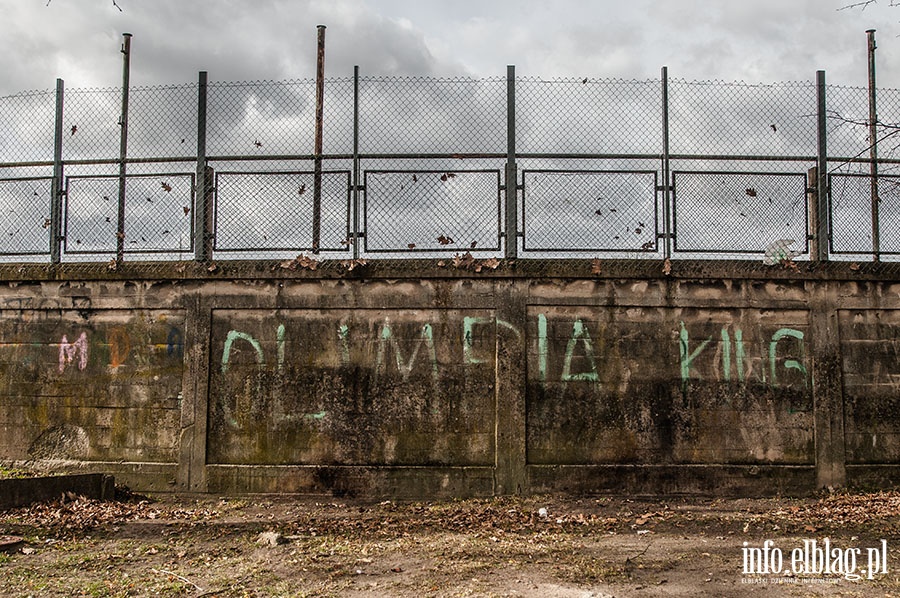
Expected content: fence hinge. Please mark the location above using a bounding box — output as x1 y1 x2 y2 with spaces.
656 185 673 192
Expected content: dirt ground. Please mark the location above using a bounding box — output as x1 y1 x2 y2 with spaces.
2 486 900 597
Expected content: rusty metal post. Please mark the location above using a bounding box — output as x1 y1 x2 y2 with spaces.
50 78 64 264
195 71 210 262
815 70 829 262
867 29 880 262
312 25 326 254
116 33 132 263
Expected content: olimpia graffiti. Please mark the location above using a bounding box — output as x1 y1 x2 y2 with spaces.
217 313 807 388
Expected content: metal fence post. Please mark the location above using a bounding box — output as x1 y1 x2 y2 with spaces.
661 66 672 259
116 33 133 263
312 25 326 254
352 65 361 260
815 70 829 262
867 29 880 262
50 78 65 264
504 65 517 260
195 71 210 262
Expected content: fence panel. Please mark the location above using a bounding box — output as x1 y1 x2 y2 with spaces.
521 170 658 254
363 169 501 253
0 177 53 255
672 171 809 256
214 169 350 253
830 173 900 255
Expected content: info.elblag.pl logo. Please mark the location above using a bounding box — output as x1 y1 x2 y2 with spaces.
742 539 889 582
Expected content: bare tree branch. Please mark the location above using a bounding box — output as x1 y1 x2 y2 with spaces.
838 0 879 11
46 0 124 9
826 111 900 173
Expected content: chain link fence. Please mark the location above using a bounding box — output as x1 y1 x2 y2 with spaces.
1 63 899 273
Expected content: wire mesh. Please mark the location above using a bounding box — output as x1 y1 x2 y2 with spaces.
672 171 809 256
207 78 354 157
516 77 662 154
64 172 194 256
0 89 56 164
521 169 658 253
830 173 900 255
668 80 817 158
128 84 197 159
1 72 900 267
63 87 121 161
876 87 900 174
363 168 501 253
214 167 349 253
358 77 506 154
0 177 52 255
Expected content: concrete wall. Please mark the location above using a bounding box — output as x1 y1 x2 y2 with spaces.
0 261 897 497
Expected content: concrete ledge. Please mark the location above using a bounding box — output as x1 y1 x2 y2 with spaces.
12 461 177 494
206 465 496 499
0 473 114 510
845 465 900 490
527 464 819 497
0 257 892 283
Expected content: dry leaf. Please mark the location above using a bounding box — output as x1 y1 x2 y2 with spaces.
481 257 500 270
340 258 368 272
591 258 602 275
663 258 672 275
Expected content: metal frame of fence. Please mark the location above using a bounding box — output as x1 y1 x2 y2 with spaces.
3 40 900 267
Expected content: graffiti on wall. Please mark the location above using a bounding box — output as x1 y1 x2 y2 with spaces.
216 313 807 388
678 321 807 388
219 316 524 379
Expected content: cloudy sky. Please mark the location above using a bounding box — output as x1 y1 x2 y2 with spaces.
2 0 900 95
